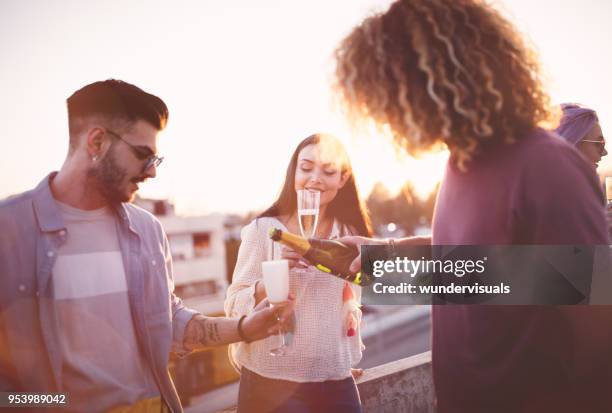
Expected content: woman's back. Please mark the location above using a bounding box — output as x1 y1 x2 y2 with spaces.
432 129 611 412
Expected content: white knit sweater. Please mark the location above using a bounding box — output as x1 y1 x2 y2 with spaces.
224 216 364 382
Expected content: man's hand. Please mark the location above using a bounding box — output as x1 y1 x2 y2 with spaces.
241 293 296 342
339 236 387 273
182 294 295 350
339 235 433 273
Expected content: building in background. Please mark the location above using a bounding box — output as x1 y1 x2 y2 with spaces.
136 198 234 315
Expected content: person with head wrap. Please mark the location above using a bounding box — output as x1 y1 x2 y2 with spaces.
556 103 611 236
555 103 608 169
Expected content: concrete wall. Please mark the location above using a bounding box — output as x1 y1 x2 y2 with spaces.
357 351 435 413
216 351 435 413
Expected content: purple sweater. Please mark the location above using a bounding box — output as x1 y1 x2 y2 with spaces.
432 129 611 412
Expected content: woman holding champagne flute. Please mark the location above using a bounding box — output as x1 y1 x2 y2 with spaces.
225 133 372 413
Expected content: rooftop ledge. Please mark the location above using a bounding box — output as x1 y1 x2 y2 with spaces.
217 350 435 413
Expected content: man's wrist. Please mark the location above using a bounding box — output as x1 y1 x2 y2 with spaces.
183 314 205 350
237 315 252 343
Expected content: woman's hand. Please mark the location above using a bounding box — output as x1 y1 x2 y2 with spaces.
351 368 364 380
254 280 267 306
280 246 309 269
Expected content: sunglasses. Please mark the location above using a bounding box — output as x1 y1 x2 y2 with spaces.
580 139 607 155
104 128 164 172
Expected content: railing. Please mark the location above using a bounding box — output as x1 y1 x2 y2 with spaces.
217 351 435 413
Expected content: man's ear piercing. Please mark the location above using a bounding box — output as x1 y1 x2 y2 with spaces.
92 155 98 161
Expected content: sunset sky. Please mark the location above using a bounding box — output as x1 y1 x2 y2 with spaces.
1 0 611 215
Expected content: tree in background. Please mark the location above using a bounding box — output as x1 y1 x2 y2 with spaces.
366 182 438 236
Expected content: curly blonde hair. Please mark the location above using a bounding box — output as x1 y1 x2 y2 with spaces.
334 0 556 169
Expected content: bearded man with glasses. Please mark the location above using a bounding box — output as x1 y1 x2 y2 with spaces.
0 79 293 413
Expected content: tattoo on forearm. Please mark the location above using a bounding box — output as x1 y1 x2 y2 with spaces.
206 322 221 343
184 315 225 349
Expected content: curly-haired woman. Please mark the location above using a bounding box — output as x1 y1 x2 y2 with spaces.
333 1 612 412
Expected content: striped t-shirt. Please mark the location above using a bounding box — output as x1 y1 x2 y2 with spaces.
52 202 158 412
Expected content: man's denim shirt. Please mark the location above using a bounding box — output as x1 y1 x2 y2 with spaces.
0 173 198 413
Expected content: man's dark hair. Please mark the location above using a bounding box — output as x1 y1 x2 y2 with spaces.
66 79 169 147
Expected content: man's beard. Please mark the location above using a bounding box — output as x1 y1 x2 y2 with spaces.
88 147 139 205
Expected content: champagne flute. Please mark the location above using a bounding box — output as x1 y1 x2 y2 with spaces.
606 177 612 204
297 189 320 238
261 259 290 356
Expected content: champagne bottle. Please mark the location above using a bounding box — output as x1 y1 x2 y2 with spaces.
268 227 373 286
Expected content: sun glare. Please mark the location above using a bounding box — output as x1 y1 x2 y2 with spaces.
345 132 449 201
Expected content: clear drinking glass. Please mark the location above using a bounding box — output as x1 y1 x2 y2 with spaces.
261 259 290 356
605 177 612 203
297 189 320 238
